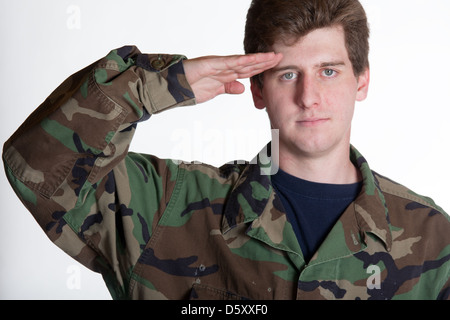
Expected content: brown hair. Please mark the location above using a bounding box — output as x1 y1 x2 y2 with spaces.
244 0 370 87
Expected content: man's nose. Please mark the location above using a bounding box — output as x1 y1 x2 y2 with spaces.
295 74 321 109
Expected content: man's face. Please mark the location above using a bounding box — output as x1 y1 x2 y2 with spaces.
251 26 369 160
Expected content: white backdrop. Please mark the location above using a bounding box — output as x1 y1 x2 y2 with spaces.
0 0 449 299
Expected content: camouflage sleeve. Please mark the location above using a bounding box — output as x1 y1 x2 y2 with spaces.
2 45 196 298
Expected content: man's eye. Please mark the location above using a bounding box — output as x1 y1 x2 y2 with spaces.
281 72 297 80
323 69 336 77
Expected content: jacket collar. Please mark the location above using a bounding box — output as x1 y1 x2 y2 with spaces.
350 147 393 251
221 144 393 257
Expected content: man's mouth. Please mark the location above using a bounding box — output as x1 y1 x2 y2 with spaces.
296 117 329 127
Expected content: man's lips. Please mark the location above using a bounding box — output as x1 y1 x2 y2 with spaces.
296 118 329 127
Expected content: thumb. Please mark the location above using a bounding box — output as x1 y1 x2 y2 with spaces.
224 81 245 95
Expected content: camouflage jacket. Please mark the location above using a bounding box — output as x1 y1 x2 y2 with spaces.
3 46 450 300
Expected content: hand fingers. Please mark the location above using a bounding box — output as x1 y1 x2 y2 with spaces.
226 52 281 68
183 52 282 103
209 53 282 83
220 52 283 78
235 57 282 78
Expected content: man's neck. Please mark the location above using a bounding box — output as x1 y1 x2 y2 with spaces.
276 145 362 185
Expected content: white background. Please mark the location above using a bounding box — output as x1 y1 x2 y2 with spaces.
0 0 449 299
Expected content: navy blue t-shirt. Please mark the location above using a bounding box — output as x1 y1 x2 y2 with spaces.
272 169 362 263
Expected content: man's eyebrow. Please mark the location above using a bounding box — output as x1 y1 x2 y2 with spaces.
318 61 346 68
270 65 299 73
270 61 346 72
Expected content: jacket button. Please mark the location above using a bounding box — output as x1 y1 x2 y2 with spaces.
151 57 165 69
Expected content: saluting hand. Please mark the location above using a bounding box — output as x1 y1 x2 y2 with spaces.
183 52 282 104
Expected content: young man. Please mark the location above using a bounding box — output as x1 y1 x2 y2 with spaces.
3 0 449 300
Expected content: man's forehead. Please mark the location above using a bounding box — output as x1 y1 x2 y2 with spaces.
269 25 345 48
268 26 350 66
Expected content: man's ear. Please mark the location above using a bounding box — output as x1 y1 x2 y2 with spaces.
356 68 370 102
250 79 266 110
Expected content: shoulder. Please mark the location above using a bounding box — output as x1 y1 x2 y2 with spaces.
371 171 450 300
373 170 449 225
